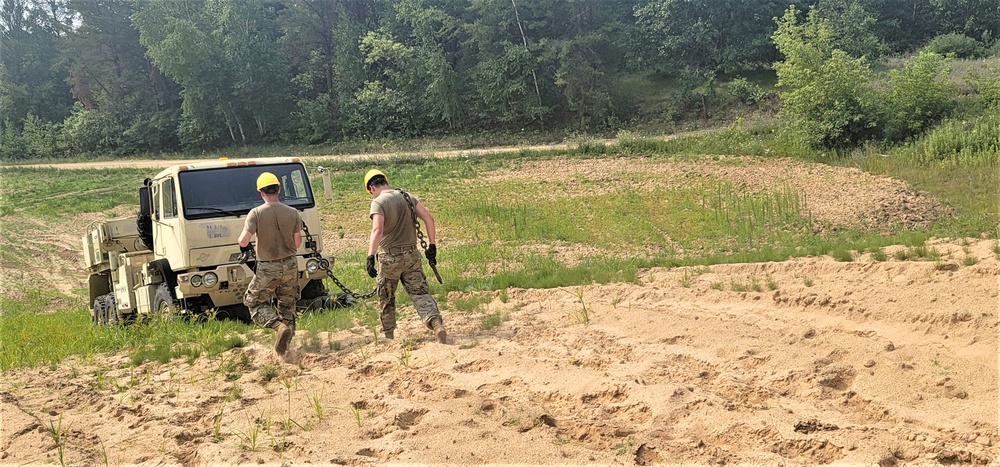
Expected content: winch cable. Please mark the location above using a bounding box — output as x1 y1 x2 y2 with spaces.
302 223 378 300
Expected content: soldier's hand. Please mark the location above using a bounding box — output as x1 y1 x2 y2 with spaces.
366 255 377 278
425 244 437 266
237 243 255 264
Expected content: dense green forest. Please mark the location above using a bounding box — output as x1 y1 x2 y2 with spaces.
1 0 998 159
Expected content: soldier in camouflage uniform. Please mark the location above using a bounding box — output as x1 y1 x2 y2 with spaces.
239 172 303 356
364 169 447 343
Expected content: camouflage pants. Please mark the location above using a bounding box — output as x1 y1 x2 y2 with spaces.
244 256 299 329
377 249 440 335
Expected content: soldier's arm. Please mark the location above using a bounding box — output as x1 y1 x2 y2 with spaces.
414 202 435 244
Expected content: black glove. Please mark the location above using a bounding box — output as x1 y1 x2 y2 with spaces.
425 244 437 266
366 255 377 278
237 243 255 264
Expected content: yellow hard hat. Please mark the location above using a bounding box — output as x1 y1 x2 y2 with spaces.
364 169 387 193
256 172 280 191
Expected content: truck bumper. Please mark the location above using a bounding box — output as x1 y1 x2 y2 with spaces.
175 256 334 308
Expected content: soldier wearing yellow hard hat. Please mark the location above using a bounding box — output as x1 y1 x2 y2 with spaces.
364 168 447 343
239 171 303 358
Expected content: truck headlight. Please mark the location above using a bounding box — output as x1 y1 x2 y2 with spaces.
306 259 320 273
203 272 218 288
191 275 203 287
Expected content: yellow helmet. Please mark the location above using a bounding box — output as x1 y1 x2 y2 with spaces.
364 169 387 193
256 172 280 191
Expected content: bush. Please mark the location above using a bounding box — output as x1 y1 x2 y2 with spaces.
779 50 879 148
0 119 29 160
773 7 880 148
924 33 988 59
881 51 956 142
971 73 1000 107
62 103 123 155
22 114 66 159
727 77 770 107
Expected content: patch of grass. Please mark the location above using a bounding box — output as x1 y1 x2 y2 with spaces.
399 339 415 369
212 405 226 443
308 386 326 420
765 273 779 291
570 289 591 325
451 293 493 313
911 245 942 261
961 255 979 266
226 383 243 402
480 311 511 331
869 248 888 262
894 248 913 261
830 248 854 262
298 302 359 333
730 276 763 293
45 414 67 466
258 365 280 383
678 266 710 287
235 412 262 452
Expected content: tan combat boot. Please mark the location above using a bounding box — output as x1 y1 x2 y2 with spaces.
430 317 447 343
274 322 293 355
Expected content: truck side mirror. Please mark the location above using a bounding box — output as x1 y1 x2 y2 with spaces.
139 186 152 217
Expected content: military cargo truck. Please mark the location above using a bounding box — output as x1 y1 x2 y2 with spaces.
82 157 338 325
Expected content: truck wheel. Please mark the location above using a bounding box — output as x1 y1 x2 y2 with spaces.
300 279 328 300
92 297 102 325
216 305 252 324
93 294 120 326
153 284 176 315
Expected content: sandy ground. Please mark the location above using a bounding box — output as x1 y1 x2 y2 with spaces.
1 156 998 466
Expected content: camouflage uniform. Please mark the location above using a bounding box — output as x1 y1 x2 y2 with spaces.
244 256 299 329
376 247 441 335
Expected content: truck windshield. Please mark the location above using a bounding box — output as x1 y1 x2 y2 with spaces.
178 163 315 220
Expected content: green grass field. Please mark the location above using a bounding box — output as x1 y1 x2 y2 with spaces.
1 123 996 372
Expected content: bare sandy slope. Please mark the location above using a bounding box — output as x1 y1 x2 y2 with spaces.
1 156 997 466
1 239 997 465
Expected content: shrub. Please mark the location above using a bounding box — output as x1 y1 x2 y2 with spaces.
968 69 1000 107
727 77 770 106
62 103 124 155
22 114 66 159
0 119 29 160
773 6 880 148
924 33 988 59
881 51 956 143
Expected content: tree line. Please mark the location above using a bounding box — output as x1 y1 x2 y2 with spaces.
1 0 998 159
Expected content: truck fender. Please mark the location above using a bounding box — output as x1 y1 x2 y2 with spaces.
88 273 112 310
148 258 178 299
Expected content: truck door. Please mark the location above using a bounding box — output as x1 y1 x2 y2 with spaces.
154 177 181 260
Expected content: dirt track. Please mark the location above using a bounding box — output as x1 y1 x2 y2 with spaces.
7 140 615 170
1 155 997 465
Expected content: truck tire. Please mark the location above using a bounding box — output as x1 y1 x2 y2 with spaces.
216 305 252 324
93 293 119 326
300 279 328 300
153 283 176 315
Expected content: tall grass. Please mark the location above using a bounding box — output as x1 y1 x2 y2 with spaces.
0 289 252 372
859 112 1000 236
